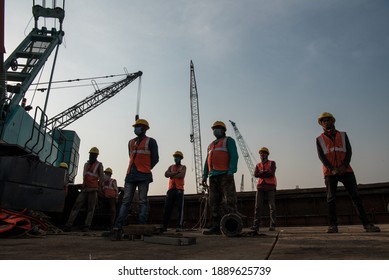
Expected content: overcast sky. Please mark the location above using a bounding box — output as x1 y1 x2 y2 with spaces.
4 0 389 195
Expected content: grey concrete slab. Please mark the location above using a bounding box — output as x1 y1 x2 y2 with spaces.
0 225 388 260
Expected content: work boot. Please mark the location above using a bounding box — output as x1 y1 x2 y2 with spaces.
269 225 276 231
364 224 381 232
326 225 338 233
202 226 222 235
111 228 123 241
250 225 259 231
176 227 183 232
81 226 90 232
62 226 71 232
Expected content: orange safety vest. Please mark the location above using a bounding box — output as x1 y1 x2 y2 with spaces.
127 136 152 174
103 178 118 199
207 137 230 172
168 165 185 190
317 131 353 176
256 160 277 188
83 161 102 188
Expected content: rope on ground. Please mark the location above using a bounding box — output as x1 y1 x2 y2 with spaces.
0 208 62 237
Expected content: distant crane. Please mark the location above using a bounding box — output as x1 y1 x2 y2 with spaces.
229 120 256 191
189 61 204 194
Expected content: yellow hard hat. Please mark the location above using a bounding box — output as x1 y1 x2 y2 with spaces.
318 112 336 125
211 121 227 130
59 162 68 169
173 151 184 159
104 167 113 174
132 118 149 129
259 147 269 154
89 147 99 155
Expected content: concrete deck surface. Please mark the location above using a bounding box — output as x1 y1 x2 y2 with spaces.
0 224 388 260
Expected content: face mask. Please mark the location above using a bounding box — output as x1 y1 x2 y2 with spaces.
174 157 181 164
213 128 223 138
134 126 143 136
89 154 97 163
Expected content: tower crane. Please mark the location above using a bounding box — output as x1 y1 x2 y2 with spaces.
229 120 256 191
189 61 204 194
0 1 142 213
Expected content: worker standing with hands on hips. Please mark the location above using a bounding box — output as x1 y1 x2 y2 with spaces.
101 167 118 230
202 121 239 235
162 151 187 232
251 147 277 232
112 118 159 241
316 112 380 233
63 147 104 232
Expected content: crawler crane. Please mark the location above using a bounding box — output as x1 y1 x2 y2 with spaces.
0 1 142 212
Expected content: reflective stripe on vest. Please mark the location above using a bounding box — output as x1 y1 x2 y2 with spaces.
256 160 277 187
103 178 117 198
168 165 185 190
317 131 353 176
207 137 230 172
127 137 152 174
83 161 101 188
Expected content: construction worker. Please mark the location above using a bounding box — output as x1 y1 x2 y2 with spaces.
251 147 277 231
112 118 159 240
201 121 239 235
101 167 118 230
316 112 380 233
59 162 69 195
63 147 104 232
162 151 187 232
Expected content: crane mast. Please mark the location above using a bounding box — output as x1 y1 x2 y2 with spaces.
189 61 204 194
229 120 256 191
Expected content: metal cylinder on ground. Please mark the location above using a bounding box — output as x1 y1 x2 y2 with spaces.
220 213 243 237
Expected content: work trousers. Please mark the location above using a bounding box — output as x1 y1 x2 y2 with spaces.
208 174 237 227
104 197 117 229
253 188 276 227
325 172 370 226
163 188 184 229
114 180 149 229
66 190 98 228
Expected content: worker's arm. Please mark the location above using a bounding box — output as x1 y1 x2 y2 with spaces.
316 138 333 170
343 133 352 167
149 137 159 169
202 156 209 183
227 137 238 175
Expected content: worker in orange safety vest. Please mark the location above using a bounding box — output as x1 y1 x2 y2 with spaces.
251 147 277 232
63 147 104 232
202 121 238 235
316 112 380 233
162 151 186 232
101 167 118 230
112 118 159 241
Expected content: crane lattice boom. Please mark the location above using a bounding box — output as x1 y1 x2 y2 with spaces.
46 71 142 132
189 61 203 194
229 120 256 191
